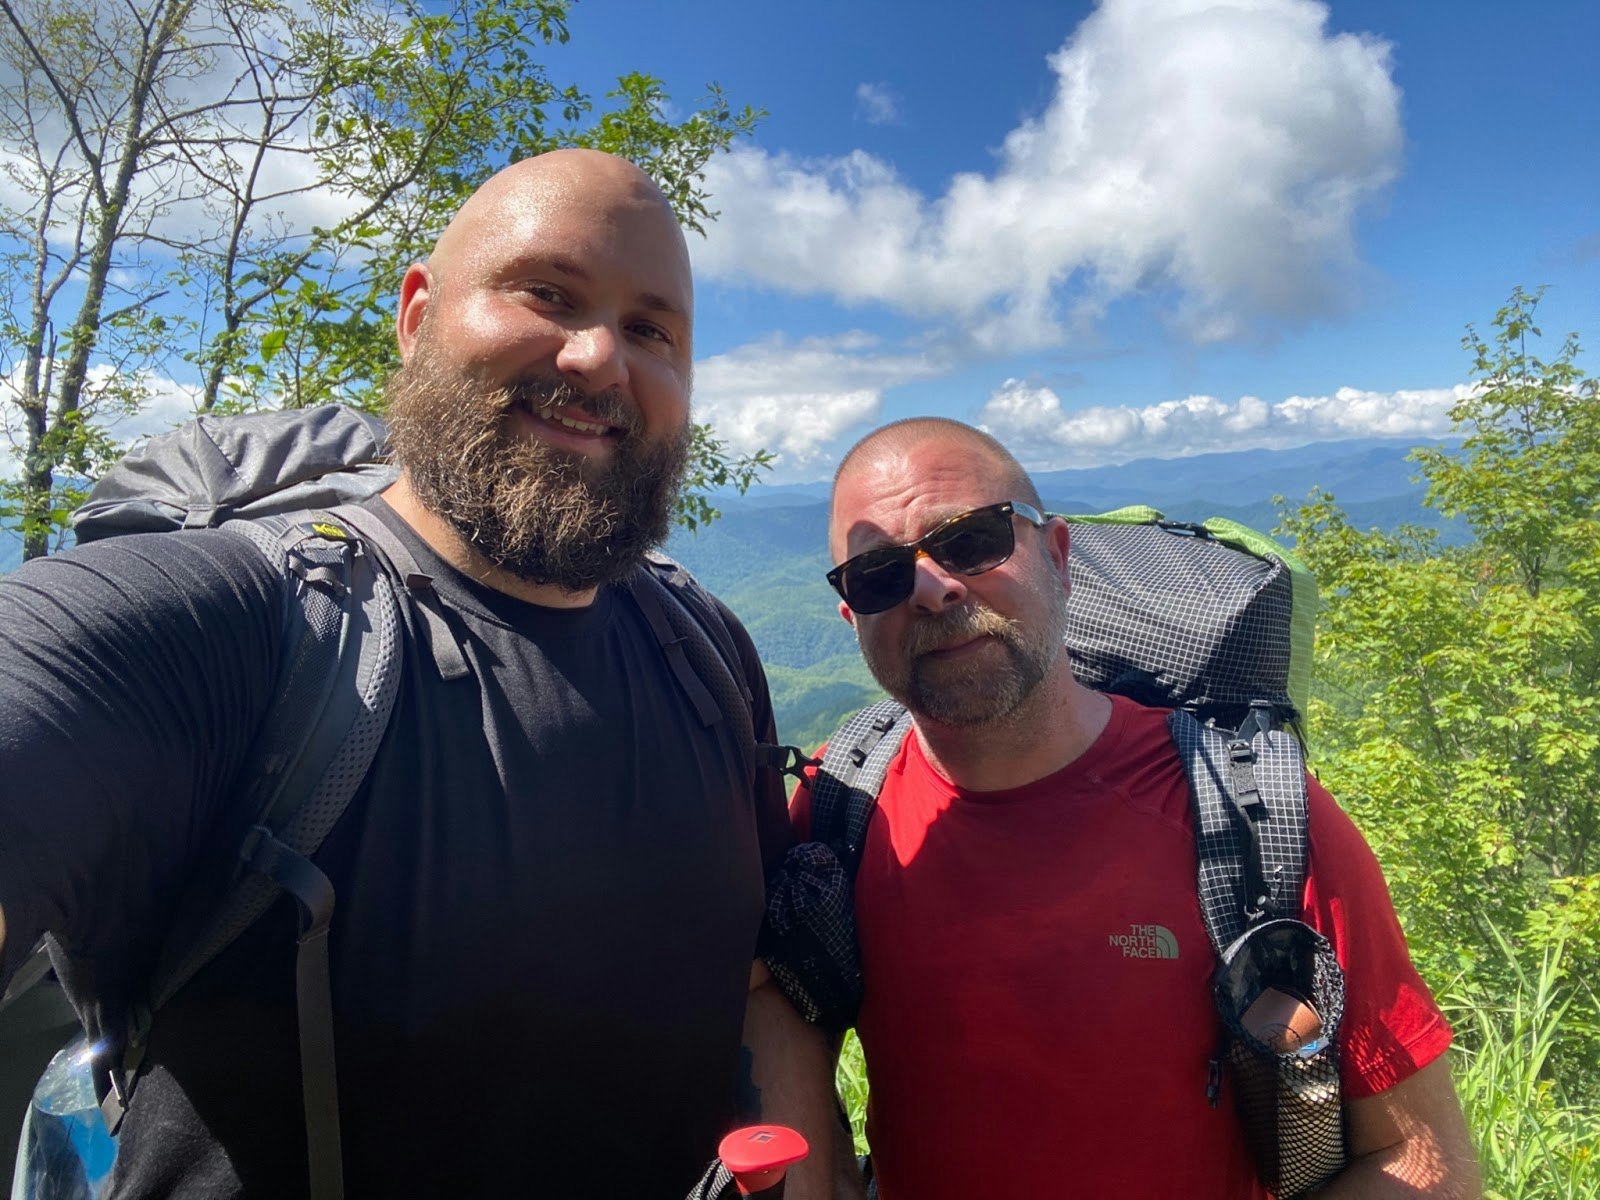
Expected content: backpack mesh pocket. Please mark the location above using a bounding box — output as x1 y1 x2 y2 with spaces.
1215 919 1347 1198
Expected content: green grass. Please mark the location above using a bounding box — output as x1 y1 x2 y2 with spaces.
1442 931 1600 1200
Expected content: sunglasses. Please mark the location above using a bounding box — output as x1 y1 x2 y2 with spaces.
828 500 1047 615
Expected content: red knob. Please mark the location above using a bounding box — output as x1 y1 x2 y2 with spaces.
718 1125 810 1196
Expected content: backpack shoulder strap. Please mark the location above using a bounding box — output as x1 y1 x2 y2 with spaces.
627 550 816 783
810 699 913 880
1168 704 1311 956
758 698 909 1033
97 510 412 1200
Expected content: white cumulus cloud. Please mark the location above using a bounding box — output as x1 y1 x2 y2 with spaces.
978 378 1470 468
693 333 945 475
693 0 1401 350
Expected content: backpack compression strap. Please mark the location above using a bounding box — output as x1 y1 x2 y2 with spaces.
761 698 911 1031
1168 704 1311 955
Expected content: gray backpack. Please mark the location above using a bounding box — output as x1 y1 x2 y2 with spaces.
762 510 1348 1198
9 404 773 1200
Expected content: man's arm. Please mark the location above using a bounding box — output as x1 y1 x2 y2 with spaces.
739 961 866 1200
1311 1057 1481 1199
0 533 283 992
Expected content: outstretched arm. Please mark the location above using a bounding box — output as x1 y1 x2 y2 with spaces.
739 961 867 1200
1311 1057 1481 1199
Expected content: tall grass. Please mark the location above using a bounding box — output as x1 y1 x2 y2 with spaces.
835 1030 870 1157
1442 931 1600 1200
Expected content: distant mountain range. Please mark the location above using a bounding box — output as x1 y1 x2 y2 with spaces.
3 435 1464 745
668 435 1465 745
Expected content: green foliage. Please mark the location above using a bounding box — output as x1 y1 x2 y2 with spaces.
835 1030 871 1158
764 657 884 752
1283 287 1600 1140
0 0 768 559
675 422 774 533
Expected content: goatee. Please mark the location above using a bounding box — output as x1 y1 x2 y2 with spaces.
385 338 691 591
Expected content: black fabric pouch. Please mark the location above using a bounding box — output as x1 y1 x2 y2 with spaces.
1214 918 1348 1198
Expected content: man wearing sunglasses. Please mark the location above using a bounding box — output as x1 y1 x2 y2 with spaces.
796 417 1479 1199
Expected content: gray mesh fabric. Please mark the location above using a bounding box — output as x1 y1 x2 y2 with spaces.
1067 520 1297 725
762 699 910 1030
148 514 405 1013
1215 921 1349 1198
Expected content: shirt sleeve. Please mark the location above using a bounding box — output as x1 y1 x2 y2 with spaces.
1302 779 1454 1099
0 530 285 993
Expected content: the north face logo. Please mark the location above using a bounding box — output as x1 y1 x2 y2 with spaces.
1108 924 1179 959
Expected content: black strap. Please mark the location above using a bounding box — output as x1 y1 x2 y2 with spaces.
757 743 821 784
627 568 723 728
242 826 345 1200
1223 735 1273 921
1170 707 1311 955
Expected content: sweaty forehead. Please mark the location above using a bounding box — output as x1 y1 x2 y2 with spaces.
829 440 1004 558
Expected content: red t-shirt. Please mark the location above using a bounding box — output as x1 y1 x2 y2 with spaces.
793 695 1451 1199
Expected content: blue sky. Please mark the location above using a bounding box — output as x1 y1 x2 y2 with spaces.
553 0 1600 482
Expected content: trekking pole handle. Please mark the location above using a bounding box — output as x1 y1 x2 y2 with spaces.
718 1125 809 1197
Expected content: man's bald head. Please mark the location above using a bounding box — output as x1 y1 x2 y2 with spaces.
831 418 1043 537
426 149 691 306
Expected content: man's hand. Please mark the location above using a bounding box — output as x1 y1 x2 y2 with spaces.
739 961 868 1200
1311 1057 1481 1198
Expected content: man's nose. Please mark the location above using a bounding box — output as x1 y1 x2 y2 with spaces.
908 551 969 613
555 322 628 393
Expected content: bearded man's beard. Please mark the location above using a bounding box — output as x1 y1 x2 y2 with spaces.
857 567 1068 728
385 342 691 591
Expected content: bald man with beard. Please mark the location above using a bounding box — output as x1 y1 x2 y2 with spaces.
0 151 849 1199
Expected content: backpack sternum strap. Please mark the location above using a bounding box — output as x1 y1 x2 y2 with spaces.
1171 708 1310 954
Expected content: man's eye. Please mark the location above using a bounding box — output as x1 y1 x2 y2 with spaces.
628 321 672 345
525 284 567 305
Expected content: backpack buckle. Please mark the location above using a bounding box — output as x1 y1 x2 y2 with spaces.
757 743 819 783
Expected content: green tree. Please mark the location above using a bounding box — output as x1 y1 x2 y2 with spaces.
0 0 768 561
1280 287 1600 1101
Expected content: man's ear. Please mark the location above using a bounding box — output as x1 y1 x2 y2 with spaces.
838 600 855 628
1045 517 1071 582
395 263 433 362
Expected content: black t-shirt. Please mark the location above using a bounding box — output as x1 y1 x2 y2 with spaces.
0 501 790 1198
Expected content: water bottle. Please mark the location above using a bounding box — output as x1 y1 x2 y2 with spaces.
10 1040 117 1200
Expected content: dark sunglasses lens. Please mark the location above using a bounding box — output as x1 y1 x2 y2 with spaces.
840 551 916 614
926 508 1016 574
838 550 915 614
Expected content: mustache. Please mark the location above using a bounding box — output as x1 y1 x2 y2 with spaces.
902 604 1020 658
502 377 643 439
